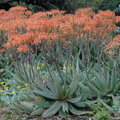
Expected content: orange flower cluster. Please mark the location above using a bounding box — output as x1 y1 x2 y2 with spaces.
105 35 120 55
0 48 5 53
0 6 119 53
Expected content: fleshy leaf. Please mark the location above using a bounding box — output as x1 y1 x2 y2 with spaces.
42 101 62 118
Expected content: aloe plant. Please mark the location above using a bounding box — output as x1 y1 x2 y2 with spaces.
12 54 91 117
31 71 89 117
86 59 120 98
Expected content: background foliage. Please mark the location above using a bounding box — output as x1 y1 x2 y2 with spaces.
0 0 119 13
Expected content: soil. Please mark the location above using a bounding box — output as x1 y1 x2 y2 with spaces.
0 103 93 120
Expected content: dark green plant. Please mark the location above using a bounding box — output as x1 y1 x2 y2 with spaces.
88 96 120 120
71 0 120 12
94 108 111 120
0 0 74 13
114 5 120 16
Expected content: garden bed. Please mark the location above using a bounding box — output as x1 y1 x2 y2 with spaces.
0 102 92 120
0 5 120 120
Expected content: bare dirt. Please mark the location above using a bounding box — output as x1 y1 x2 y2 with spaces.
0 103 92 120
